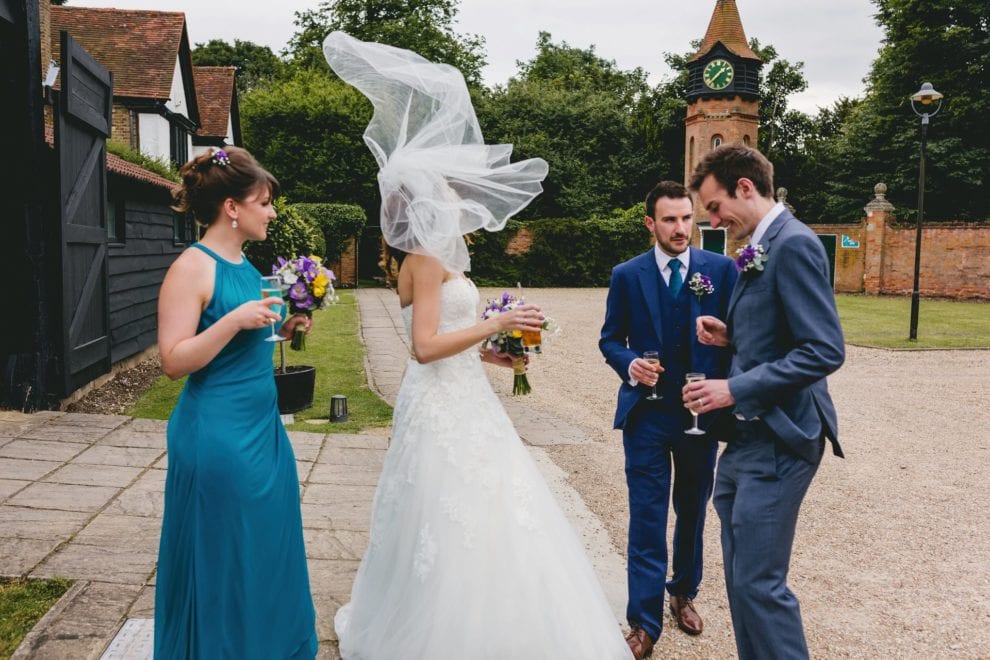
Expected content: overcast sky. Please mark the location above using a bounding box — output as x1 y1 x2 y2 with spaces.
70 0 885 114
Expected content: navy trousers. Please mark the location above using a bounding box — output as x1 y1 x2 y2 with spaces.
713 422 823 660
623 409 717 641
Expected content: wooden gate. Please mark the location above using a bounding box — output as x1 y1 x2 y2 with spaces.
54 31 113 394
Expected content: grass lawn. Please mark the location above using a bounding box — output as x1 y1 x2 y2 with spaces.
127 291 393 433
0 578 73 657
836 294 990 349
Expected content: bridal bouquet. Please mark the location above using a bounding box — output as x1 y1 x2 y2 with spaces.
272 255 339 350
481 292 560 395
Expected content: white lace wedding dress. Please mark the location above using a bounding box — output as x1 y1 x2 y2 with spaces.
334 277 632 659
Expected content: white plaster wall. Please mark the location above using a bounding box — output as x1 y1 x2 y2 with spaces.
137 113 171 163
165 57 188 116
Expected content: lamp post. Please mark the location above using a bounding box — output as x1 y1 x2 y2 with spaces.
908 82 944 341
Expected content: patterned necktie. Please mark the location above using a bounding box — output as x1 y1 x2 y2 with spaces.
669 260 684 297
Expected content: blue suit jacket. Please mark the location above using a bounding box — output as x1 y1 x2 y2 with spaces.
726 210 845 463
599 246 737 432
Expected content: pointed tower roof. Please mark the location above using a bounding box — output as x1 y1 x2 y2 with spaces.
688 0 761 62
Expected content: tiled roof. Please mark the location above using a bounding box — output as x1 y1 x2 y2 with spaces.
50 6 187 100
44 124 176 192
193 67 235 138
689 0 761 62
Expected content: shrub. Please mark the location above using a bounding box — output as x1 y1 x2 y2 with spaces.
245 197 324 273
469 214 650 287
292 203 366 261
106 139 180 182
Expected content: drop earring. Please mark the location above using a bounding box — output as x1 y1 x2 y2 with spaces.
231 218 238 229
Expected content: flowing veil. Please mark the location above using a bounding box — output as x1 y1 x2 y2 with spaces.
323 31 549 273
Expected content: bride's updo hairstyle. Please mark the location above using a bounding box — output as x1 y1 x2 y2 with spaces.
172 146 280 225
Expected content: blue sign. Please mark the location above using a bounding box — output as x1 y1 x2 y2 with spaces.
841 235 860 249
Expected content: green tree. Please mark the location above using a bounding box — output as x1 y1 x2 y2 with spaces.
285 0 486 84
191 39 287 94
475 33 659 218
240 69 378 211
821 0 990 222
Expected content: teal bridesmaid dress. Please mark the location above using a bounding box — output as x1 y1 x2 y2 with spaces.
154 243 317 659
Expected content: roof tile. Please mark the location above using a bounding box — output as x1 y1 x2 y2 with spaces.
193 67 235 138
689 0 761 62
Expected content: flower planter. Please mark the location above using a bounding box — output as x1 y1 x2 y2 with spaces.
274 365 316 414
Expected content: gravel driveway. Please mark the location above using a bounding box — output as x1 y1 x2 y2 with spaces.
479 286 990 658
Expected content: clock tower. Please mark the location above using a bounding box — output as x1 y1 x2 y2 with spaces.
684 0 763 186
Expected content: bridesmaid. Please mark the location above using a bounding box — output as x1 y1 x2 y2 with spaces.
154 147 318 659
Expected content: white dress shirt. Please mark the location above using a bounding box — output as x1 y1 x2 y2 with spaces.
627 246 691 385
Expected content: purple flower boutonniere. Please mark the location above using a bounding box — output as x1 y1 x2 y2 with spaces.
735 244 768 274
688 272 714 301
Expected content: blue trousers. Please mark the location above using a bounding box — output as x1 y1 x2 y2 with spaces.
623 410 717 641
714 422 823 660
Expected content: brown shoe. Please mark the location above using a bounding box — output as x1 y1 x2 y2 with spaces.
669 594 704 635
625 626 655 659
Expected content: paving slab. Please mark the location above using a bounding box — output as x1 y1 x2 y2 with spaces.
17 424 116 443
32 542 156 585
0 478 30 500
0 506 91 540
0 537 61 576
43 463 143 488
73 515 162 554
0 457 63 481
7 482 121 513
103 487 163 518
0 438 89 462
72 445 163 468
96 430 167 450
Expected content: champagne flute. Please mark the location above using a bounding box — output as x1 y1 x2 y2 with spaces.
643 351 662 400
260 275 286 343
517 281 543 352
684 372 706 435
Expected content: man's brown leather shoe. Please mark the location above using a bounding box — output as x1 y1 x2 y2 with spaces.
669 594 703 635
625 626 655 659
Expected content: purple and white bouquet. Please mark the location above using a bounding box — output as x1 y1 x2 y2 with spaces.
272 255 338 350
481 291 560 395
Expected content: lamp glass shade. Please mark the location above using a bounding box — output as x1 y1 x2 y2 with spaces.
910 82 944 105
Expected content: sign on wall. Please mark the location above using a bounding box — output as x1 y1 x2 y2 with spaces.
841 235 861 249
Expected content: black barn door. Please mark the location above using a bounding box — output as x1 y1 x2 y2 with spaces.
55 31 113 394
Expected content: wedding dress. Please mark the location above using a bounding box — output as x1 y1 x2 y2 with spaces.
334 277 632 659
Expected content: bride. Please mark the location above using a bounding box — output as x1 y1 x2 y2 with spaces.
324 32 633 659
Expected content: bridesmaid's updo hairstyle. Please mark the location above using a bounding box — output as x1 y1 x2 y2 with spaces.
172 146 280 225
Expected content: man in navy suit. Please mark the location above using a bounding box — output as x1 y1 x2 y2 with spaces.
685 146 845 660
600 180 737 659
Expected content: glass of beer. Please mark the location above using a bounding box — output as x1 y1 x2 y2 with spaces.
260 275 286 342
643 351 662 400
684 372 706 435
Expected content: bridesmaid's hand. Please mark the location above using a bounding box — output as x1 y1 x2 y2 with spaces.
231 298 282 330
280 314 313 338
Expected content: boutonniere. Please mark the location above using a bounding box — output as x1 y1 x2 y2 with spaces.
735 244 768 273
688 272 714 301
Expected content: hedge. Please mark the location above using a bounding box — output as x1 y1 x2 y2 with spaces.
469 212 650 287
292 203 367 261
245 197 325 273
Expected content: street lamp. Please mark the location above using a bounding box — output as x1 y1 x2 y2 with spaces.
907 82 944 341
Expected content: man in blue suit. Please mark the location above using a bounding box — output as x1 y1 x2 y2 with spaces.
600 180 737 659
685 146 845 660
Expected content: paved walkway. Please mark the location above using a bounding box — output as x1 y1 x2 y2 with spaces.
1 289 627 658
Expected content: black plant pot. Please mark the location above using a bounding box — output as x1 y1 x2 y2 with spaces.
274 365 316 414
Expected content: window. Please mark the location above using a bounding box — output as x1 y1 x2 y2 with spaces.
711 135 723 150
688 136 695 173
170 122 189 169
173 212 196 245
107 195 125 243
743 134 751 146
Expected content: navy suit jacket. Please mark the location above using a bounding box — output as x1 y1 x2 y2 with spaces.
726 209 846 463
599 246 737 432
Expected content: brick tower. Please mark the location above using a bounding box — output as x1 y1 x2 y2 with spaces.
683 0 763 188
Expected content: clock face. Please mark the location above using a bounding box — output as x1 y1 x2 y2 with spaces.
703 59 734 90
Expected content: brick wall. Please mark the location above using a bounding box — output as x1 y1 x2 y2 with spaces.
111 104 135 148
329 237 358 288
684 96 759 186
879 224 990 299
39 1 51 79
